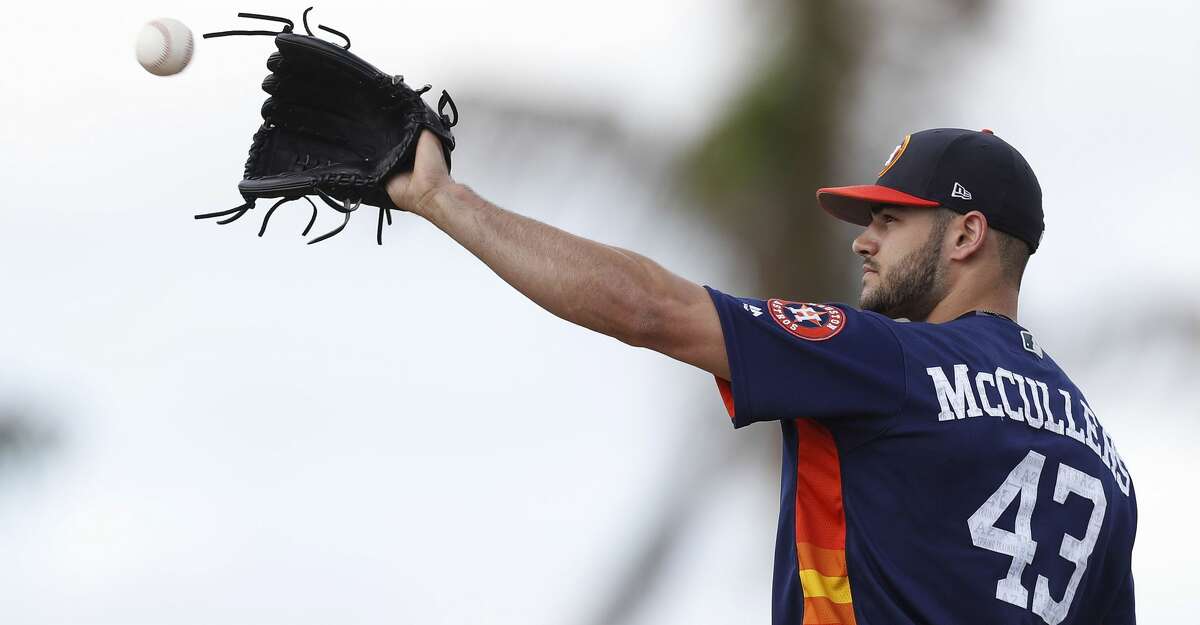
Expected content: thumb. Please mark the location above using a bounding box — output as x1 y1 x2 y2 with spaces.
415 130 449 174
385 169 413 209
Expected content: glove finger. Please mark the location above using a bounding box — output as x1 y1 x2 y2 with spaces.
263 48 365 91
266 50 284 73
274 33 387 86
261 72 281 95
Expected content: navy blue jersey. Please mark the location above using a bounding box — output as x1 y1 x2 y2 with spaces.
705 287 1137 625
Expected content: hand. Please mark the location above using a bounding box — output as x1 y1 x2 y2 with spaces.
386 130 454 218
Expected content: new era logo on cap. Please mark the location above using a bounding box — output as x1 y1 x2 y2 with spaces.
951 182 973 200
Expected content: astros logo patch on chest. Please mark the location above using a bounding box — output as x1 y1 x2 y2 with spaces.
768 299 846 341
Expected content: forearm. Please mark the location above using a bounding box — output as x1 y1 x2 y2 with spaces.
417 182 691 346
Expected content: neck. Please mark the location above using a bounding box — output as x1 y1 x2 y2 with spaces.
922 281 1019 324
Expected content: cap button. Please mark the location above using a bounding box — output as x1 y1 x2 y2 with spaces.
981 128 995 135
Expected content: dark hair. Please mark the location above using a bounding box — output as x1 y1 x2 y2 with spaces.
933 208 1029 287
994 229 1031 287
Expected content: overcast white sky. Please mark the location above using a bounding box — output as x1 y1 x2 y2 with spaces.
1 0 1197 623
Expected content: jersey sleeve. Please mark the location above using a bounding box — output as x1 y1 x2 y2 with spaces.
705 286 907 428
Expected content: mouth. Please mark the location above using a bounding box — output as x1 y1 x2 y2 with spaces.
861 264 879 286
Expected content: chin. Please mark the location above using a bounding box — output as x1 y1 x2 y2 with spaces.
859 287 874 309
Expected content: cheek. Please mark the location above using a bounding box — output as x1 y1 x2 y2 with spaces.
872 246 897 276
874 231 921 275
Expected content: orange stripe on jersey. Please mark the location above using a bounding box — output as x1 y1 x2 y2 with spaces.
794 418 857 625
796 541 848 577
803 596 857 625
716 377 735 419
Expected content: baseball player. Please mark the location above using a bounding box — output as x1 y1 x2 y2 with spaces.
386 127 1136 624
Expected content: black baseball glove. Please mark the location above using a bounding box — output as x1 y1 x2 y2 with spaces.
197 8 458 244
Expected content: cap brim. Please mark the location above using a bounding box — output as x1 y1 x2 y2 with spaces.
816 185 939 226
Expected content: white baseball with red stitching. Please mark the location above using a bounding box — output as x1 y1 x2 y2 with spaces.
135 18 194 76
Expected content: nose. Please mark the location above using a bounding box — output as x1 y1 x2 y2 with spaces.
852 228 877 258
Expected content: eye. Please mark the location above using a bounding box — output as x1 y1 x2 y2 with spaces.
881 213 898 224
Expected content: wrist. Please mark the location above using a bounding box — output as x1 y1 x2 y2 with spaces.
416 180 471 223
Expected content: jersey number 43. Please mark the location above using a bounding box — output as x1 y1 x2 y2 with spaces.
967 450 1107 625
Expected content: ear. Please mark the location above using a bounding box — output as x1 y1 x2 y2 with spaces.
948 210 988 261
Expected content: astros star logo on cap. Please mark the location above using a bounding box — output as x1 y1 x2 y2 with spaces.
878 134 911 177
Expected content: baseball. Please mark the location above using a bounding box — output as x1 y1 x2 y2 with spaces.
136 18 194 76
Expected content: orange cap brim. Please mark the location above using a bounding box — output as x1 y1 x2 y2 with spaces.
816 185 939 226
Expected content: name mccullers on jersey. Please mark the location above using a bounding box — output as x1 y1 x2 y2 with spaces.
924 363 1133 498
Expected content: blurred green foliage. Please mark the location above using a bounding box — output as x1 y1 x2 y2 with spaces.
682 1 864 301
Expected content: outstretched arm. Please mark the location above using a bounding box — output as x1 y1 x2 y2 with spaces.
387 132 730 380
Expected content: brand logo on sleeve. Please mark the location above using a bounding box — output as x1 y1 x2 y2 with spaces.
768 299 846 341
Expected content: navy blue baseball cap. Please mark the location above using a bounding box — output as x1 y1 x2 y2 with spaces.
817 128 1044 253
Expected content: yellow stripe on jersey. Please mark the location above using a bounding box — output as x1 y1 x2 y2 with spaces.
799 569 854 604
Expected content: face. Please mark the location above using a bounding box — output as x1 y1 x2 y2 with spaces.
852 206 951 321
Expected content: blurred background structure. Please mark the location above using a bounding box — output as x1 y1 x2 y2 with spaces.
1 0 1197 623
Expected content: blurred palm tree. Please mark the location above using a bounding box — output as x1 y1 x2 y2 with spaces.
682 1 863 302
0 404 57 480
